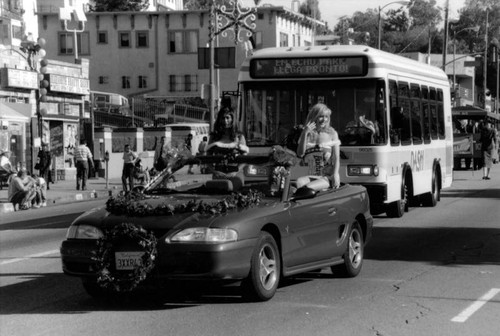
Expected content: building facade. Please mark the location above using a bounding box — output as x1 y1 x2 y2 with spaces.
35 5 320 101
1 0 90 179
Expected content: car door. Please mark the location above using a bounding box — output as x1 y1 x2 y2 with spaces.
282 190 344 268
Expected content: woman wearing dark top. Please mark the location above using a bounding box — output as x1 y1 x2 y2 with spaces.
37 143 52 189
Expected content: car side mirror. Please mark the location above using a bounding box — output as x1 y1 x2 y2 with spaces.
291 187 317 201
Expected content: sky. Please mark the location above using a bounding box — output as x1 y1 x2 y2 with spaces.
241 0 467 29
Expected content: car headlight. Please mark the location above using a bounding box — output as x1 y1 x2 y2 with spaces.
347 165 379 176
167 228 238 243
66 224 104 239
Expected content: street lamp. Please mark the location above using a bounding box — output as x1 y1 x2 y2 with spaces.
450 25 480 106
378 0 410 50
207 0 255 131
59 1 87 60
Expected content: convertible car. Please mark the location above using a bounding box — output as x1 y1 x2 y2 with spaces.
60 148 373 301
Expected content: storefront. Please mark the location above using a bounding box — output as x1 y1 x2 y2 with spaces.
0 102 31 170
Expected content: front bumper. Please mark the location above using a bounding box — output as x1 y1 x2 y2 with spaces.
60 237 257 281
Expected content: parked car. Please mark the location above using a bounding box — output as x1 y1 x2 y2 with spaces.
60 148 373 301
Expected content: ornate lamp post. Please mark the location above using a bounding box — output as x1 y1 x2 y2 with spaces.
208 0 256 131
377 0 410 50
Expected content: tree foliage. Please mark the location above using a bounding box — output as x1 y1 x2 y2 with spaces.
89 0 149 12
298 0 321 20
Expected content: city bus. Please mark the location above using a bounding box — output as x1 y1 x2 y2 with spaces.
237 45 454 217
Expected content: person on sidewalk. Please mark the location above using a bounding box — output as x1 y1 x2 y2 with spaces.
185 134 194 174
0 150 16 175
74 139 94 190
479 121 497 180
122 144 138 192
37 143 52 190
8 169 36 210
32 174 48 207
154 136 169 172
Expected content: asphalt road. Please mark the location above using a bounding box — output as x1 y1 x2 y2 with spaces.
1 184 499 336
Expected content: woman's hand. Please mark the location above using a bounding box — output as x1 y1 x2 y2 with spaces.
331 173 340 189
305 121 316 133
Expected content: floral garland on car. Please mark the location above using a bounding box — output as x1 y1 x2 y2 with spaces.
93 223 157 292
105 189 263 217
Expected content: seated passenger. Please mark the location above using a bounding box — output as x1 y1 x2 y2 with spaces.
296 103 340 192
206 106 249 185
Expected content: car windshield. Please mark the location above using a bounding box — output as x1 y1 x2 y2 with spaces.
142 146 296 199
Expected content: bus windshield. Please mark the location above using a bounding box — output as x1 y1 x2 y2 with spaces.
241 78 387 149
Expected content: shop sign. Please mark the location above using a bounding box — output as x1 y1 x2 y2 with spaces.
0 68 38 89
48 74 90 95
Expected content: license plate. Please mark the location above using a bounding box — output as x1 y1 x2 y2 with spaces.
115 252 144 270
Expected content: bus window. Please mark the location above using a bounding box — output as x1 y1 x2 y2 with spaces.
437 89 445 139
422 86 431 143
398 82 412 145
410 84 423 144
429 88 439 139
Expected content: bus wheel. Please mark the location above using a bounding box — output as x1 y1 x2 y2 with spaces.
422 169 440 207
386 181 407 218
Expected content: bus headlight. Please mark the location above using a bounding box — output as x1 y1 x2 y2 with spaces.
348 165 379 177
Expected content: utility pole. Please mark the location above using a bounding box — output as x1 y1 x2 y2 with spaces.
441 0 449 71
483 9 489 110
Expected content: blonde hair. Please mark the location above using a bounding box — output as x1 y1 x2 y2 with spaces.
305 103 332 125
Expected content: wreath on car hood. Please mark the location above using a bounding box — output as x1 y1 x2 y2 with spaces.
106 189 263 217
93 223 157 292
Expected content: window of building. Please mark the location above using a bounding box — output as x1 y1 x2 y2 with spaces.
119 31 131 48
97 31 108 44
122 76 131 89
59 32 90 55
168 30 198 53
136 31 149 48
138 76 148 88
98 76 109 84
169 75 198 92
279 32 288 47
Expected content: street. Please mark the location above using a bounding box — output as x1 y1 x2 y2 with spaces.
1 172 499 336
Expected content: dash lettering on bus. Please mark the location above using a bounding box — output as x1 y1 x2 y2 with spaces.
411 150 424 172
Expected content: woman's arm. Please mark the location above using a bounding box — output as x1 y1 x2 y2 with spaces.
330 131 341 188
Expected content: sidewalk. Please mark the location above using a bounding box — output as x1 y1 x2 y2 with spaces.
0 166 209 214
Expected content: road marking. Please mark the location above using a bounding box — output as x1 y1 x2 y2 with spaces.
451 288 500 323
0 249 60 266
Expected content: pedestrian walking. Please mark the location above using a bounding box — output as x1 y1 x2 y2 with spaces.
122 144 137 192
74 139 94 190
154 136 169 172
198 136 208 173
36 143 52 189
479 121 497 180
185 134 194 174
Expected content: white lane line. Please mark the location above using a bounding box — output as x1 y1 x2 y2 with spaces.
0 249 60 266
451 288 500 323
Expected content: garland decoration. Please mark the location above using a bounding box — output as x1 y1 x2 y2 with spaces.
106 189 263 217
93 223 157 292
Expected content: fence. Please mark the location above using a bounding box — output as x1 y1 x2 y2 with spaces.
93 97 210 128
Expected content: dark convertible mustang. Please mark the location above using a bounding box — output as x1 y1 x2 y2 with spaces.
60 149 373 301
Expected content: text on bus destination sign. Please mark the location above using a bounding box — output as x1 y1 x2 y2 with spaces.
250 57 367 78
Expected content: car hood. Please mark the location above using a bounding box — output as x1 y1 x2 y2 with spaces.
75 194 278 232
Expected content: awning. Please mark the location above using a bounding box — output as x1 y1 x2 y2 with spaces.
0 102 31 121
452 105 500 121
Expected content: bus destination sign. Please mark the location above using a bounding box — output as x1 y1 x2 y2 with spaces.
250 56 367 79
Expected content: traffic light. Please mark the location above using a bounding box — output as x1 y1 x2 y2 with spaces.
37 38 49 103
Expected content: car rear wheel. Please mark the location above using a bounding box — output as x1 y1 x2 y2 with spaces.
242 232 280 301
332 221 364 277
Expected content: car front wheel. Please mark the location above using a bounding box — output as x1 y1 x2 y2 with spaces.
332 221 364 277
242 232 280 301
